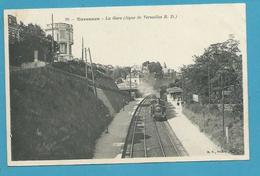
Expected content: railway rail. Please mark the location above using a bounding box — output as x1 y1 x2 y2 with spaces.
122 95 186 158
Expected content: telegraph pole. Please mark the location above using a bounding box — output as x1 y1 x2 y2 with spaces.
84 48 88 78
221 73 225 144
208 62 211 106
81 37 84 61
84 48 89 91
88 48 97 98
129 67 132 98
51 14 54 62
181 73 184 101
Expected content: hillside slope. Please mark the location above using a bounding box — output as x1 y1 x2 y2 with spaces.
10 67 112 160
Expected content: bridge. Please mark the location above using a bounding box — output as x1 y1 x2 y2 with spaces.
117 82 139 97
117 82 138 91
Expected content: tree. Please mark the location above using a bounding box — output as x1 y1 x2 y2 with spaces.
142 61 150 67
111 67 130 80
9 23 58 66
141 61 163 78
168 82 175 88
180 37 242 105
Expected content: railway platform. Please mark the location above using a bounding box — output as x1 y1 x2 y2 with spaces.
93 98 143 159
166 95 230 156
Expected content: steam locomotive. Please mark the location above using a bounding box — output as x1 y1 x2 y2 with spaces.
150 94 167 121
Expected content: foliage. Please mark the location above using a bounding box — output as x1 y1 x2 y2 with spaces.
181 37 243 107
110 66 130 80
9 22 58 66
51 61 121 90
142 61 163 78
52 61 109 79
10 67 111 160
183 104 244 155
149 62 163 78
168 82 175 88
169 78 181 88
11 67 130 160
142 61 150 67
181 37 244 155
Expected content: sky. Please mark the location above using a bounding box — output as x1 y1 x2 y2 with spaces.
6 3 246 71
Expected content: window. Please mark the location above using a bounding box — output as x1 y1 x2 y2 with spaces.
69 45 72 54
60 43 67 54
70 32 73 42
60 30 66 40
56 33 59 42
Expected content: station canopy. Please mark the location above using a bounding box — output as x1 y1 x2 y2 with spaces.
167 87 183 94
117 82 138 90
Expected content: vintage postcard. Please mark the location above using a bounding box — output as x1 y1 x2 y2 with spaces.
4 3 248 166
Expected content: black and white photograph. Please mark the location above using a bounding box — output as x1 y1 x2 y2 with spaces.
4 3 248 166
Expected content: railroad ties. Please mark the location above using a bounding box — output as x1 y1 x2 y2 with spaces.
122 96 185 158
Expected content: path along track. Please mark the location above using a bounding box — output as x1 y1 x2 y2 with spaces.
122 96 186 158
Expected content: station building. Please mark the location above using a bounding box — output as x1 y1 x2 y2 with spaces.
126 73 142 86
45 23 74 61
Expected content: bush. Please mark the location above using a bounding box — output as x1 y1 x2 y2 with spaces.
183 103 244 155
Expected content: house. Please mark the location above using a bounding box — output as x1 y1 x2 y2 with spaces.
126 73 142 86
45 23 74 61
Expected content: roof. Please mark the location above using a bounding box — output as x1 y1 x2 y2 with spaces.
117 82 138 90
167 87 183 93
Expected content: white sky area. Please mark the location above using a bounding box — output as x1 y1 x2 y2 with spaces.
6 3 246 71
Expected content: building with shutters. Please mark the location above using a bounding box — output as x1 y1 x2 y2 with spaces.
45 23 73 61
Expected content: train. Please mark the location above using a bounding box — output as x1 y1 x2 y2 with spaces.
150 93 167 121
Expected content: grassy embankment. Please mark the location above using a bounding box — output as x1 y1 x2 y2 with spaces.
51 61 130 113
52 61 115 88
10 66 124 160
183 103 244 155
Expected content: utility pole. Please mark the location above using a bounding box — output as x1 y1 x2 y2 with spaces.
84 48 88 78
221 73 225 144
88 48 97 98
81 37 84 61
181 73 184 101
208 62 211 106
129 67 132 98
51 13 54 62
84 48 89 91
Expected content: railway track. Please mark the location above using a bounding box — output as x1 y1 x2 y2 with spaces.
154 120 180 157
122 96 185 158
